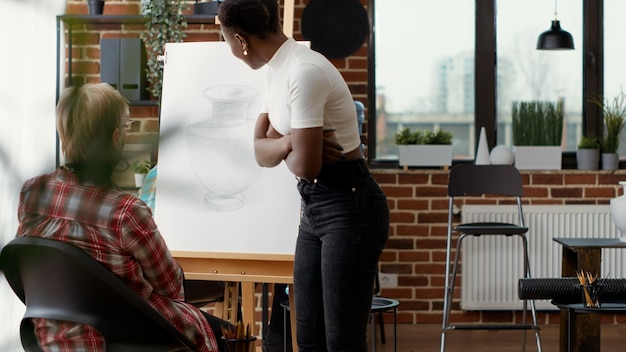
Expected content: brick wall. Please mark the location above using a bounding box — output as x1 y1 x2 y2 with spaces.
372 168 626 325
61 0 626 326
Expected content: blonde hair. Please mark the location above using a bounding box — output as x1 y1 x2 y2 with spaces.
56 83 129 163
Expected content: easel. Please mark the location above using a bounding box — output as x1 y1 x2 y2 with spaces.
172 2 298 350
282 0 294 37
172 251 298 352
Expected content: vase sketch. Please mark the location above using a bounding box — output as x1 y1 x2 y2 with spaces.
187 85 260 211
610 181 626 242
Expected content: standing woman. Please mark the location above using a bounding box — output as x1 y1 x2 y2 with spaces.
218 1 390 350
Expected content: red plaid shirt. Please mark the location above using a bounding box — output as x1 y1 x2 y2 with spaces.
16 168 218 352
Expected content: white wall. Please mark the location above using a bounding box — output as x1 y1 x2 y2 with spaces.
0 0 66 350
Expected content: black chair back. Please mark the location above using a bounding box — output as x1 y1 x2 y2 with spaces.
448 164 524 197
0 236 196 352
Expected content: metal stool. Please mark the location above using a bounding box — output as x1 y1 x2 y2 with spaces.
280 298 398 352
370 297 399 352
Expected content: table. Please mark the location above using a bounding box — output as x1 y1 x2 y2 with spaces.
551 302 626 352
172 251 297 352
552 238 626 352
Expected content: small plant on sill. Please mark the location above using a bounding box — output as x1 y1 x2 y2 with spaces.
132 160 152 175
393 127 453 145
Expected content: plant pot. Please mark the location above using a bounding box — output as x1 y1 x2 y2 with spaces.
397 145 452 169
602 152 619 170
513 146 562 170
134 173 148 188
576 148 600 170
88 0 105 15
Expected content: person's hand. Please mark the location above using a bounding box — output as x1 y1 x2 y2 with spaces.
322 130 344 163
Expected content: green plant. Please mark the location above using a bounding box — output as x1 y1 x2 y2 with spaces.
132 160 152 174
511 100 564 146
393 127 453 145
590 91 626 153
140 0 188 99
577 134 600 149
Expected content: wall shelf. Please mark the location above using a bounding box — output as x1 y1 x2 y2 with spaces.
57 14 217 26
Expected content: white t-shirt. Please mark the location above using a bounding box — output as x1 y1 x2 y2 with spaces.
261 38 361 154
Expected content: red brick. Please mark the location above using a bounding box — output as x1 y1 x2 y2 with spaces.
551 187 583 198
532 173 564 185
381 185 414 197
398 173 429 185
565 173 597 184
390 212 416 224
584 186 617 198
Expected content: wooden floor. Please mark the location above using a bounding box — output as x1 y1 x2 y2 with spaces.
368 323 626 352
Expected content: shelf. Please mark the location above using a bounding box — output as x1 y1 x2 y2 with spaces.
129 100 158 107
57 14 217 26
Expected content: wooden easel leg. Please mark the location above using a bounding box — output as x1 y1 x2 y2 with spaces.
289 283 298 352
242 282 255 331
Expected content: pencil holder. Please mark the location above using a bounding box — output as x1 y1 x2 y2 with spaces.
581 283 604 308
221 336 257 352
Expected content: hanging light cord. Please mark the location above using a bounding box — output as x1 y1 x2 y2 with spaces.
553 0 559 20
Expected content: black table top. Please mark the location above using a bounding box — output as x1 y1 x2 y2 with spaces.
553 237 626 249
552 301 626 314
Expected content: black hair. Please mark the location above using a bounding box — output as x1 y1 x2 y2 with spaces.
218 0 281 38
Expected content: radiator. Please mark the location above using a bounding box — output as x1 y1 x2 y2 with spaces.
460 204 626 310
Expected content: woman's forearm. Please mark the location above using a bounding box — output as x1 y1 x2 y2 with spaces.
254 136 291 167
253 113 291 167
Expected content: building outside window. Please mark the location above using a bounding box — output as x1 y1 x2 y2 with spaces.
372 0 620 165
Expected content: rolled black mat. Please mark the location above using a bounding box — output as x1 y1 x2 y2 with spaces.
519 277 626 302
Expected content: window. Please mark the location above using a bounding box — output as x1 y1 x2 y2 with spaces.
604 0 626 156
369 0 611 167
496 0 582 150
373 0 475 161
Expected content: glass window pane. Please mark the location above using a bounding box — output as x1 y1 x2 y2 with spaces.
496 0 582 151
604 0 626 156
374 0 475 160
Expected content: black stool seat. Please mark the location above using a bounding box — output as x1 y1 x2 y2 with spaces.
371 297 399 313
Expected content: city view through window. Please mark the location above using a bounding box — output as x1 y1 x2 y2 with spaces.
375 0 625 162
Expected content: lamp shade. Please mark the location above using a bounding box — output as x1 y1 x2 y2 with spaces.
537 20 574 50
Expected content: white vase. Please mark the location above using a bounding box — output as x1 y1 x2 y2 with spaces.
609 181 626 242
475 126 490 165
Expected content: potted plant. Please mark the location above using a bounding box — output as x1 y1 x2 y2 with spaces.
576 134 600 170
591 91 626 170
132 160 152 187
87 0 105 15
394 127 453 170
140 0 188 99
511 100 564 170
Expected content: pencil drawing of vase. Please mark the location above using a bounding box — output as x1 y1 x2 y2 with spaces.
187 85 260 211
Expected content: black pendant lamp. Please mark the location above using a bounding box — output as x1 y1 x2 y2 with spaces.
537 0 574 50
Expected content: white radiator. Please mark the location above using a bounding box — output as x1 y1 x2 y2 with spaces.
460 204 626 310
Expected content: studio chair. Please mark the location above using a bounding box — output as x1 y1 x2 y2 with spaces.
440 164 542 352
370 271 399 352
0 236 196 352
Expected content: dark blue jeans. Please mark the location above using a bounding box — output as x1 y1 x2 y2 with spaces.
294 159 389 351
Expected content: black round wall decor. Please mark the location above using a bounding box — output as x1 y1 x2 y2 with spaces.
301 0 369 59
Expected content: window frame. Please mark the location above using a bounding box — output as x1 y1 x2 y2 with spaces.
367 0 605 169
